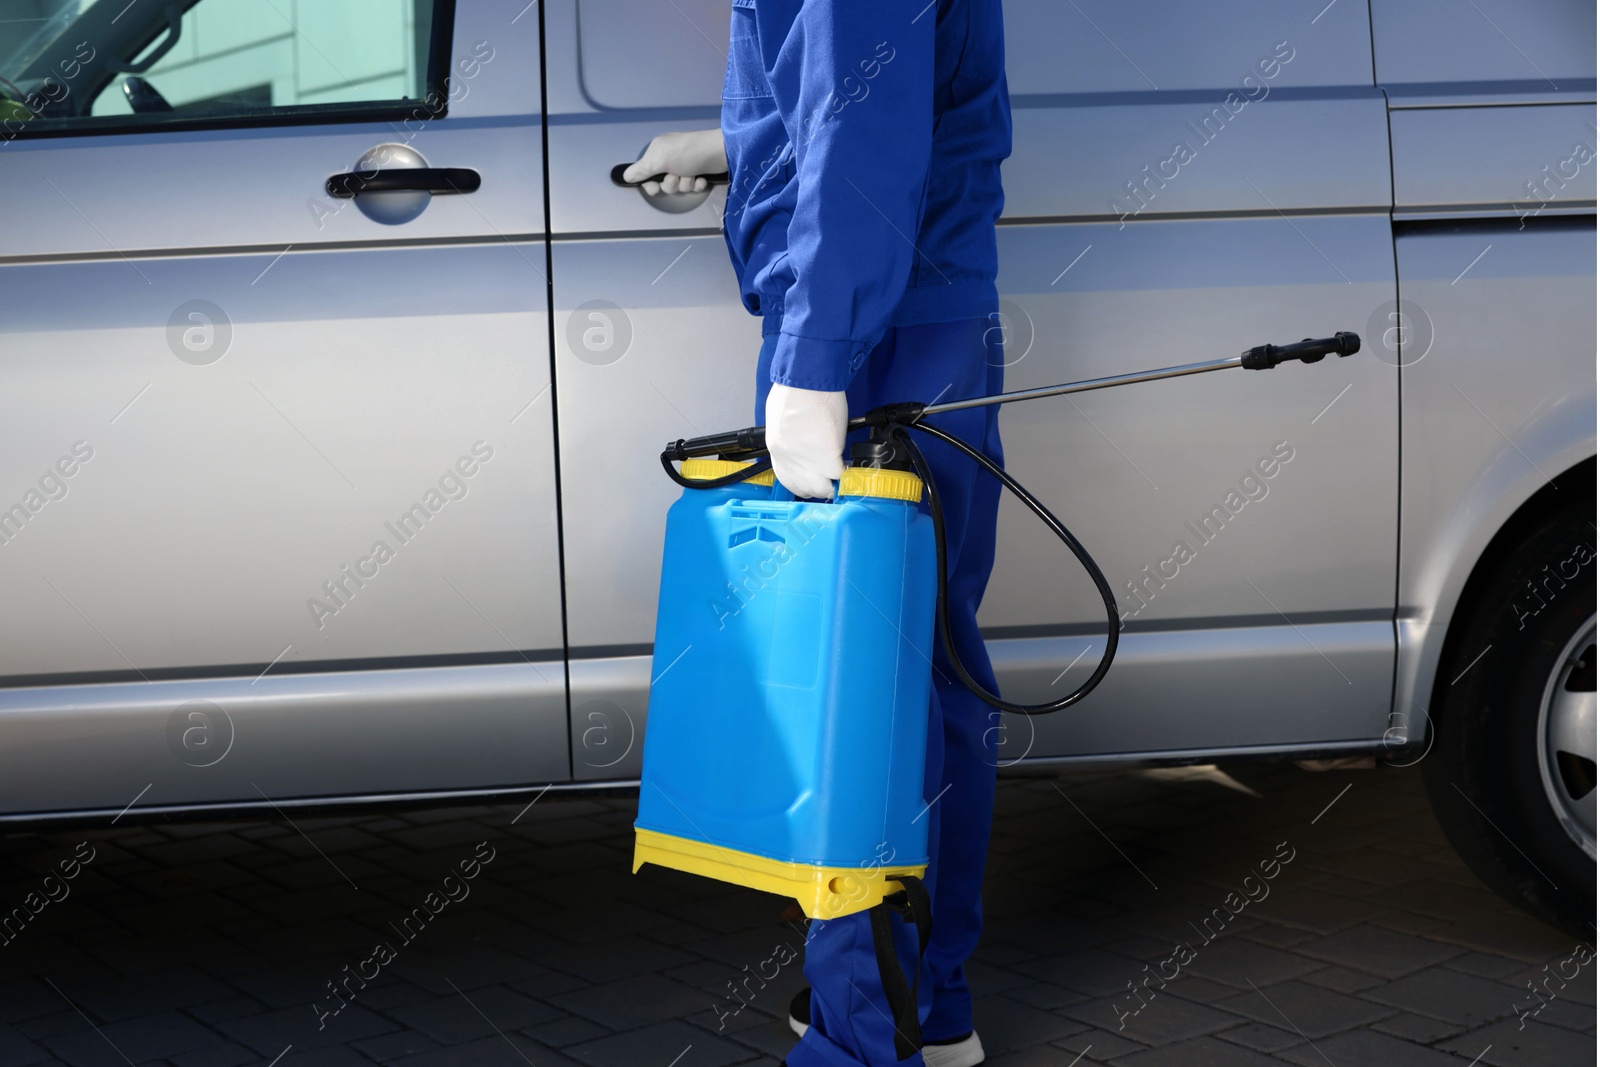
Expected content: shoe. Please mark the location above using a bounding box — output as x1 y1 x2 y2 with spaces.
788 987 811 1037
923 1031 985 1067
787 989 985 1065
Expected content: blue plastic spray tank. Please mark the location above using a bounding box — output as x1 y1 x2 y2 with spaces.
633 452 938 919
631 332 1363 921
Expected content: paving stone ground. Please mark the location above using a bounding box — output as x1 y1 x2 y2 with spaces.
0 763 1592 1066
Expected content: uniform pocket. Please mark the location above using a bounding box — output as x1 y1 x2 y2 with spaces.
724 0 772 100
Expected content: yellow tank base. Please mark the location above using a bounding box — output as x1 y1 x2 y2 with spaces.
632 827 928 920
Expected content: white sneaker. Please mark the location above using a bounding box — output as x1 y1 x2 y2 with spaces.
787 989 985 1065
922 1031 985 1067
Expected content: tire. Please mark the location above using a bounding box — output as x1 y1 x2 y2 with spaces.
1423 499 1596 937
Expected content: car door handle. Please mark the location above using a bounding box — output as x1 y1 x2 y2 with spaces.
326 168 481 199
610 163 729 188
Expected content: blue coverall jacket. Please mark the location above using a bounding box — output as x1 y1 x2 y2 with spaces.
720 0 1013 393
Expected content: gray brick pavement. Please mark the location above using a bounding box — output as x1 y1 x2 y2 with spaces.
0 764 1591 1065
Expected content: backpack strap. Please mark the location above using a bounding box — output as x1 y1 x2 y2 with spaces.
867 875 932 1061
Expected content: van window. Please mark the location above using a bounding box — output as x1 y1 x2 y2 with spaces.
0 0 451 137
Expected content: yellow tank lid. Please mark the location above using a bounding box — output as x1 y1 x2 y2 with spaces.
679 458 775 486
838 467 923 502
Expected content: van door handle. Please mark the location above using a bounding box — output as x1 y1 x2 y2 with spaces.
326 168 481 199
610 163 729 188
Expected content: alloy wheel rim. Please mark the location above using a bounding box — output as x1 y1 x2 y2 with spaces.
1537 614 1597 860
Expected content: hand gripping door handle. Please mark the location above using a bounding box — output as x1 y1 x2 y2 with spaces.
326 168 482 199
610 163 729 188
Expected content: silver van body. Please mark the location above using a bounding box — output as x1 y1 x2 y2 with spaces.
0 0 1592 858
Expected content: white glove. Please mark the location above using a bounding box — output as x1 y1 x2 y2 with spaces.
621 129 727 196
765 384 848 500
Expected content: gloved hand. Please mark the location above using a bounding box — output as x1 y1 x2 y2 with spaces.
765 384 848 500
621 129 727 196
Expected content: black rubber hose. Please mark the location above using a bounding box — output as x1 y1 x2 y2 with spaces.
890 422 1118 715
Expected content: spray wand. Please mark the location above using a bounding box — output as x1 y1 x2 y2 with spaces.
659 331 1361 715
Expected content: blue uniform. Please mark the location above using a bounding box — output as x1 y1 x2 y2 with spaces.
726 5 1011 1060
721 0 1012 393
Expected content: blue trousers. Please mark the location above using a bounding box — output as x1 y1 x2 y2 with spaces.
755 318 1005 1067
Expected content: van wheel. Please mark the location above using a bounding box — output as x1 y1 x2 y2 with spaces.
1423 502 1595 937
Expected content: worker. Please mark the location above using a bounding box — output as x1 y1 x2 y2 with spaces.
624 2 1010 1064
